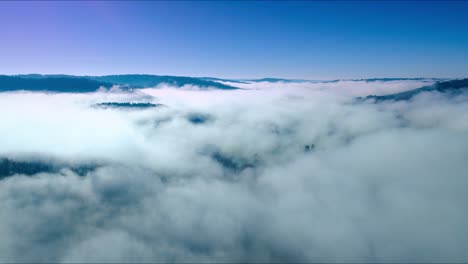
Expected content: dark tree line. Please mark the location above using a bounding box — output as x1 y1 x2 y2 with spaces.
0 75 112 92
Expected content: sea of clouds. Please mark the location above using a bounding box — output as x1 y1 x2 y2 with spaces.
0 79 467 262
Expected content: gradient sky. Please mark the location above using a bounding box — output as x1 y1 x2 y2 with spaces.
1 1 468 79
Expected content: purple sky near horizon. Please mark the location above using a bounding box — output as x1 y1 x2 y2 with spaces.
1 1 468 79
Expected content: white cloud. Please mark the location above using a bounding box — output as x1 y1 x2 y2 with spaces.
0 80 467 262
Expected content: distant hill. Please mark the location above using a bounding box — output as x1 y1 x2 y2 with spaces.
0 75 112 92
88 75 239 89
0 74 239 93
0 74 456 93
199 77 249 84
353 77 444 82
242 77 443 84
248 78 310 83
362 78 468 101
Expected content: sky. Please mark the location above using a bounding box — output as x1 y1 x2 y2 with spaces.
1 1 468 79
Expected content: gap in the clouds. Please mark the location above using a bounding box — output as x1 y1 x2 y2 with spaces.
186 112 214 125
0 157 101 179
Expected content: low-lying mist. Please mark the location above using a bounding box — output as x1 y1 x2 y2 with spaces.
1 79 467 262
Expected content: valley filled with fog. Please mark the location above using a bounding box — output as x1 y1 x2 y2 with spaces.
1 78 468 262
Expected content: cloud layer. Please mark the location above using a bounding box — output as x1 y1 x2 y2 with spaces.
0 80 467 262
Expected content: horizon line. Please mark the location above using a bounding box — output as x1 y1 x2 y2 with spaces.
0 73 458 82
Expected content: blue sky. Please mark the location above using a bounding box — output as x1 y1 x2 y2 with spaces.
1 1 468 79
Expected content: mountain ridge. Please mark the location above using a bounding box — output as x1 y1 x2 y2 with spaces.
362 78 468 102
0 74 239 92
